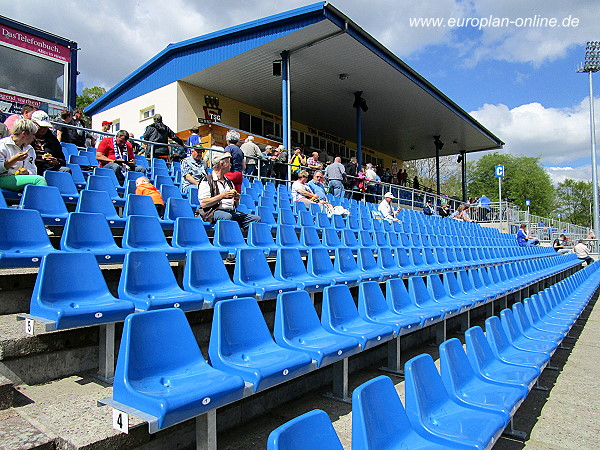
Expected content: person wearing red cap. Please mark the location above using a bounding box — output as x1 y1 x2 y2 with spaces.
93 121 113 148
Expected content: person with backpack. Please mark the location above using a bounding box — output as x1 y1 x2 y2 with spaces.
142 114 184 159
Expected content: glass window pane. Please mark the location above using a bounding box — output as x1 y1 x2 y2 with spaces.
239 112 250 132
250 116 262 135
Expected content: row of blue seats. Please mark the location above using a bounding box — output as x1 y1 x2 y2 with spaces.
108 261 598 438
267 262 600 449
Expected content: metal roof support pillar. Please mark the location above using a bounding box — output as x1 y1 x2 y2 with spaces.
460 150 467 202
433 136 444 197
356 104 363 169
281 50 292 181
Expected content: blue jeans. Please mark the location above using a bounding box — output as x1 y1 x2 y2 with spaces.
243 165 256 176
328 179 344 197
213 209 260 230
104 162 146 184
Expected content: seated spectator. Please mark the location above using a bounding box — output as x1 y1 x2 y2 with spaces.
307 170 327 199
0 119 48 191
574 239 593 265
135 176 165 218
31 111 70 174
516 223 539 246
324 156 346 197
553 234 570 254
96 130 146 184
3 104 35 134
378 192 400 221
422 199 434 215
449 205 473 222
292 170 324 209
180 146 207 194
438 203 450 218
198 151 260 230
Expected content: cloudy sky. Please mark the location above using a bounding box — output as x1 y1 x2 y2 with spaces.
3 0 599 183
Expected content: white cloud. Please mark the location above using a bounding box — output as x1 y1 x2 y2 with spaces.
470 98 600 168
545 165 592 184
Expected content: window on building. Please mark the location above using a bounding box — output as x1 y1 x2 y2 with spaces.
250 115 263 135
140 106 155 121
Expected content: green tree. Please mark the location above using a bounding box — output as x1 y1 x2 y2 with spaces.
467 153 555 216
76 86 106 110
555 178 593 227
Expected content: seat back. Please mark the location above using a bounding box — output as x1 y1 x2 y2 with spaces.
352 376 415 450
60 212 120 251
385 278 412 312
321 284 360 327
300 226 322 247
307 247 335 277
358 230 375 248
160 184 183 203
334 247 360 275
404 353 449 418
357 248 378 272
276 224 302 248
322 228 342 249
358 281 389 318
267 409 342 450
164 197 193 221
256 206 277 226
119 250 181 294
275 248 307 279
297 210 315 227
248 221 276 248
233 248 275 284
0 208 54 252
122 215 169 249
274 290 322 341
86 175 121 200
341 229 359 248
183 249 234 291
44 170 79 198
76 189 121 220
66 163 87 186
94 167 121 187
214 220 247 249
377 247 397 271
19 184 68 218
439 337 478 393
125 194 160 218
464 326 497 370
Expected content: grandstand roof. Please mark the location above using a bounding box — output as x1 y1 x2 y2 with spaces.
86 2 503 160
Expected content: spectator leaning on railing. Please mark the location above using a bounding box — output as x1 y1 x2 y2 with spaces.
240 135 262 176
324 156 346 198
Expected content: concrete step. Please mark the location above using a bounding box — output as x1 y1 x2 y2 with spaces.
0 409 54 449
0 375 15 410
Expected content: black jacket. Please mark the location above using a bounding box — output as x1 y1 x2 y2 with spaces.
143 122 183 157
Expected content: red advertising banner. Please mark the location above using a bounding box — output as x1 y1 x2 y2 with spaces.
0 24 71 62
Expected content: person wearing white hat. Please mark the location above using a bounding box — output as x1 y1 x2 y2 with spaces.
30 110 71 174
378 191 400 221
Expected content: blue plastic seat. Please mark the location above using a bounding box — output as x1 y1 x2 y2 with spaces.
357 247 393 281
86 175 125 206
75 189 126 227
0 193 6 208
428 273 473 311
322 228 343 251
321 284 394 349
68 154 92 166
248 221 281 256
187 186 200 209
213 219 251 256
256 205 277 229
274 290 360 367
233 248 297 300
409 276 460 317
119 251 204 311
499 308 558 355
209 297 313 392
164 197 194 222
404 353 507 449
300 226 326 251
376 247 402 278
124 194 174 229
19 184 69 224
182 249 256 306
171 217 216 253
274 248 329 292
340 229 360 254
121 215 184 260
267 409 343 450
331 214 347 230
358 281 421 335
357 230 377 252
65 163 87 189
134 154 150 169
275 224 307 254
113 308 245 430
60 212 127 263
277 208 300 232
385 278 444 326
394 247 419 277
440 338 526 419
333 247 368 284
0 208 58 268
30 252 134 329
307 247 360 286
352 375 462 450
160 184 183 203
44 170 80 203
94 166 123 190
464 326 539 391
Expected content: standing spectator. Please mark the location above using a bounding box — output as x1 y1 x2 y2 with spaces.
365 163 377 203
31 111 70 174
574 239 593 265
290 147 306 175
240 135 262 176
450 192 461 210
306 151 323 175
142 114 184 159
260 145 275 178
307 170 327 199
93 121 113 149
96 130 146 184
180 146 207 194
398 168 407 186
186 126 201 148
273 145 288 183
378 192 400 221
413 175 420 190
344 156 358 196
324 156 346 197
223 129 245 193
0 119 48 191
3 104 36 134
516 223 539 246
381 167 392 184
198 151 260 230
56 110 86 147
135 176 165 218
478 194 491 221
391 161 398 184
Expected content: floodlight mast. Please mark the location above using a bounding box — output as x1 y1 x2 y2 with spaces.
577 41 600 250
